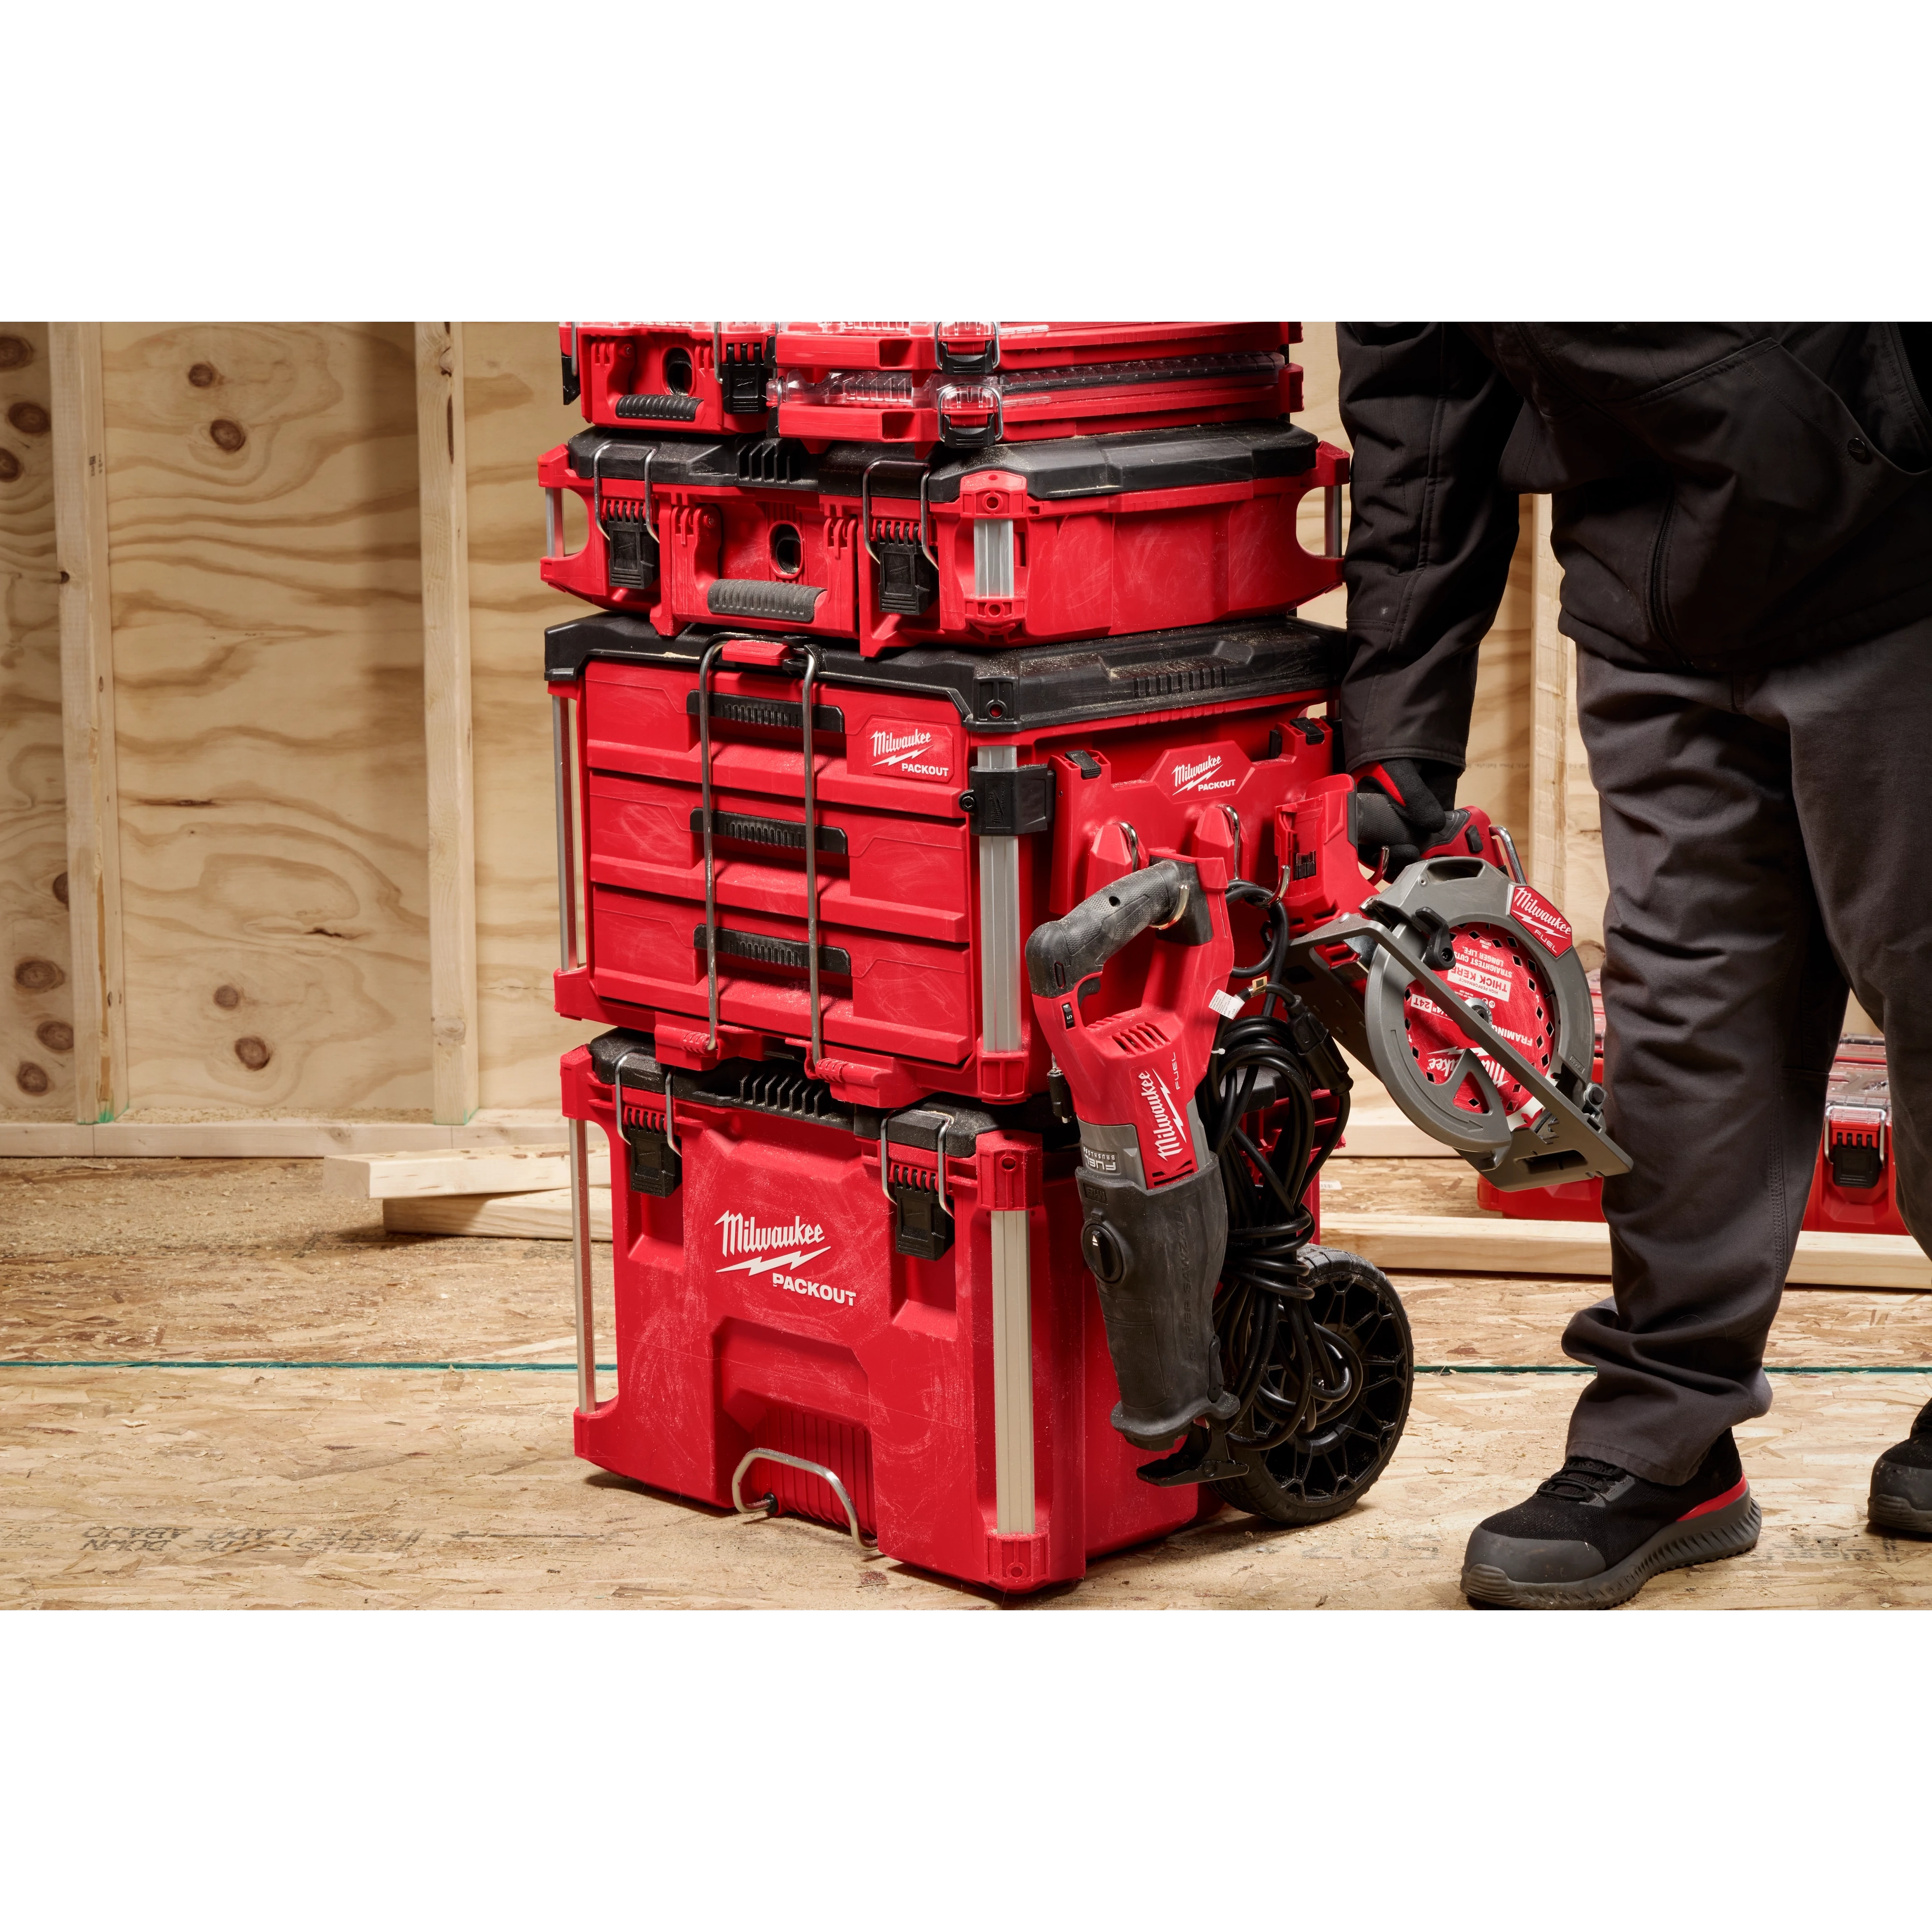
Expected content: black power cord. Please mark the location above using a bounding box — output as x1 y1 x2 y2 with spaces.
1201 883 1362 1452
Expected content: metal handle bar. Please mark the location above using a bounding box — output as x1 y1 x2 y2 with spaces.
731 1449 871 1551
695 637 827 1068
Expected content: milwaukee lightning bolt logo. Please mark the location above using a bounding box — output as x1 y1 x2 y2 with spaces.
864 717 953 781
715 1210 854 1308
1163 743 1243 796
1138 1066 1188 1166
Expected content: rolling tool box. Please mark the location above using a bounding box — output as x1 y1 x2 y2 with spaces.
539 421 1348 652
1476 990 1906 1237
544 609 1350 1114
562 322 776 434
559 1032 1207 1592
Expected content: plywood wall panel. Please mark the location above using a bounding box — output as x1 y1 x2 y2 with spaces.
99 323 433 1117
0 324 74 1118
1296 324 1532 839
462 323 599 1111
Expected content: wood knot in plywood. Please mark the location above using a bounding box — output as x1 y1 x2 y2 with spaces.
0 334 32 371
7 400 50 437
208 419 247 453
233 1036 272 1070
14 957 66 992
51 872 68 905
0 451 20 483
213 984 242 1010
188 362 220 388
15 1062 51 1096
36 1021 74 1054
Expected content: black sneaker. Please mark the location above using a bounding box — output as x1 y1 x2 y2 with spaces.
1870 1398 1932 1536
1461 1431 1760 1609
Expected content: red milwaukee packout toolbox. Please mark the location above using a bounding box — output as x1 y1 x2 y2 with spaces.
545 608 1350 1114
561 1033 1213 1592
1476 988 1907 1238
561 322 775 434
539 422 1347 653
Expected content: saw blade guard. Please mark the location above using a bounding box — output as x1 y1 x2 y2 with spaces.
1289 855 1631 1190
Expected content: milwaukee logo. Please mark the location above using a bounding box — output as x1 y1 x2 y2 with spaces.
1508 883 1574 958
715 1209 830 1277
872 726 933 766
866 720 952 781
1170 753 1236 795
1138 1068 1187 1164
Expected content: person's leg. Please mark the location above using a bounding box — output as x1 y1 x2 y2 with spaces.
1559 651 1845 1483
1746 614 1932 1530
1461 649 1832 1606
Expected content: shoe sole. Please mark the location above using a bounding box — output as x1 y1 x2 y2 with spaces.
1460 1491 1761 1610
1868 1490 1932 1537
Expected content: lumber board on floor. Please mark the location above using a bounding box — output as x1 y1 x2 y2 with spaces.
0 323 74 1122
383 1185 611 1240
322 1142 614 1198
1323 1211 1932 1292
0 1110 582 1158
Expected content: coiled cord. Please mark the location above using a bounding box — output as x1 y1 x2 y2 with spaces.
1203 885 1359 1451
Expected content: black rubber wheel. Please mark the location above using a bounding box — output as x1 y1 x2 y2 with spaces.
1210 1247 1413 1525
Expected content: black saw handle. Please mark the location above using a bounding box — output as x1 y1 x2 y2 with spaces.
1024 859 1212 997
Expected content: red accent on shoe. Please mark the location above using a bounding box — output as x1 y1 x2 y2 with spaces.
1677 1475 1748 1522
1362 762 1403 804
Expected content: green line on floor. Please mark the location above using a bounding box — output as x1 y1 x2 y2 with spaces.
0 1359 1928 1375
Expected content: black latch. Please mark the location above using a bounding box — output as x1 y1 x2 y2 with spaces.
606 519 660 590
621 1107 682 1197
718 334 773 416
561 351 581 406
1063 749 1102 780
875 540 938 616
1829 1135 1885 1191
957 764 1055 836
890 1176 954 1260
609 1045 682 1198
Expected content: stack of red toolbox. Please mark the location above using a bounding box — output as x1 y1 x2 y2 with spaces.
1476 979 1906 1238
543 322 1361 1593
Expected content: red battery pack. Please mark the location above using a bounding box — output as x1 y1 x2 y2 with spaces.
545 611 1348 1113
563 322 775 433
539 422 1347 653
562 1036 1212 1593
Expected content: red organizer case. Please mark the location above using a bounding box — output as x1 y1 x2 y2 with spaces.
562 1044 1217 1593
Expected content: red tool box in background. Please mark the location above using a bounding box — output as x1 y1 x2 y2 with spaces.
1476 977 1905 1238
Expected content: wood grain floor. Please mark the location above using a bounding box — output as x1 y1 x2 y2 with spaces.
3 1156 1929 1608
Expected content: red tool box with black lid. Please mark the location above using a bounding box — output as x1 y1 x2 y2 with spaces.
539 420 1347 653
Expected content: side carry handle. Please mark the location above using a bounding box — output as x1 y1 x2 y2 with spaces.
1024 859 1212 998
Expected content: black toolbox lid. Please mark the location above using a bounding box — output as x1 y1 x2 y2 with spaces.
562 419 1320 504
544 610 1345 731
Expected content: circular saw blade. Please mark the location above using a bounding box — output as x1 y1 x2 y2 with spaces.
1400 920 1557 1116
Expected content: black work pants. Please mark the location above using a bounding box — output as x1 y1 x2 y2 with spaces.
1563 615 1932 1484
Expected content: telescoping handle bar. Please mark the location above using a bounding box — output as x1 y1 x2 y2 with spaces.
695 635 827 1068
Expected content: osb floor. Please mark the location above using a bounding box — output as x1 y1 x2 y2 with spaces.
3 1156 1930 1610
